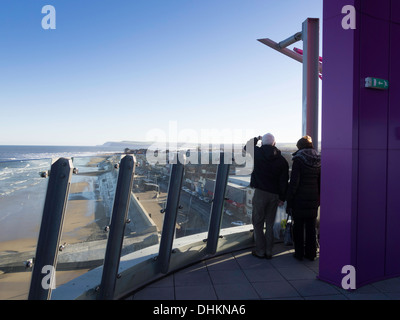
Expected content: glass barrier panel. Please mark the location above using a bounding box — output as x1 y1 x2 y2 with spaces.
175 156 217 238
0 158 51 300
218 149 252 230
56 155 121 285
121 152 170 256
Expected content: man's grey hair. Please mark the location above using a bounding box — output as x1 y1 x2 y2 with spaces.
262 133 276 146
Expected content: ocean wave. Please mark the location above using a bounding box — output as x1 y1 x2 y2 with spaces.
0 151 121 162
0 167 11 176
10 179 28 185
0 148 121 203
0 190 13 197
13 185 29 192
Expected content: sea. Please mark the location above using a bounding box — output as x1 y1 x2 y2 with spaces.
0 145 129 162
0 144 133 242
0 144 125 193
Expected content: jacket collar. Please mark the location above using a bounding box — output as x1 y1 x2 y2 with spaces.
292 148 321 168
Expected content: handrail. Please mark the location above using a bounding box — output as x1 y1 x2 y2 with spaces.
98 155 135 300
157 160 185 274
28 158 73 300
206 152 231 254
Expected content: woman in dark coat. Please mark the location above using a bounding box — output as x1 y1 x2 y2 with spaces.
286 136 321 261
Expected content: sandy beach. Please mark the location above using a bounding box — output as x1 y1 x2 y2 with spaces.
0 156 173 300
0 268 90 300
0 158 114 300
61 181 98 244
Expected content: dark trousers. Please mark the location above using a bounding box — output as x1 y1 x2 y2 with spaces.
293 217 317 259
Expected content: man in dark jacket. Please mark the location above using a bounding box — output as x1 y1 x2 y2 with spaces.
245 133 289 259
286 135 321 261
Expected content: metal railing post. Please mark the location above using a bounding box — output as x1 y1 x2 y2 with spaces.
98 154 135 300
28 158 73 300
206 153 230 254
157 156 184 274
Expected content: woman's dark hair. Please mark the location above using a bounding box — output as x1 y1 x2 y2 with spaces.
296 135 314 150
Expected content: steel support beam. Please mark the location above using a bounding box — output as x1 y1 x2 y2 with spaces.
157 155 184 274
98 154 135 300
206 153 230 255
278 31 302 49
28 158 73 300
257 38 322 74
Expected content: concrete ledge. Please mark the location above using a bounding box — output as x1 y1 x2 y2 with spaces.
128 192 158 234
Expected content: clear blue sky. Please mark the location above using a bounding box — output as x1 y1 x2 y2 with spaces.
0 0 322 146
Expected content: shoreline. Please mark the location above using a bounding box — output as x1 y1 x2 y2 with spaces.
0 158 115 300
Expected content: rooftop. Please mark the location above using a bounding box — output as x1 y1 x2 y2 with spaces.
127 244 400 300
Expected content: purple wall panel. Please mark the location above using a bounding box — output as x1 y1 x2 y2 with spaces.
392 1 400 24
355 2 390 284
319 0 360 286
360 0 391 20
321 0 400 287
358 15 390 150
321 4 357 150
386 21 400 277
389 23 400 150
356 150 387 284
386 150 400 276
319 149 357 285
323 0 357 20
